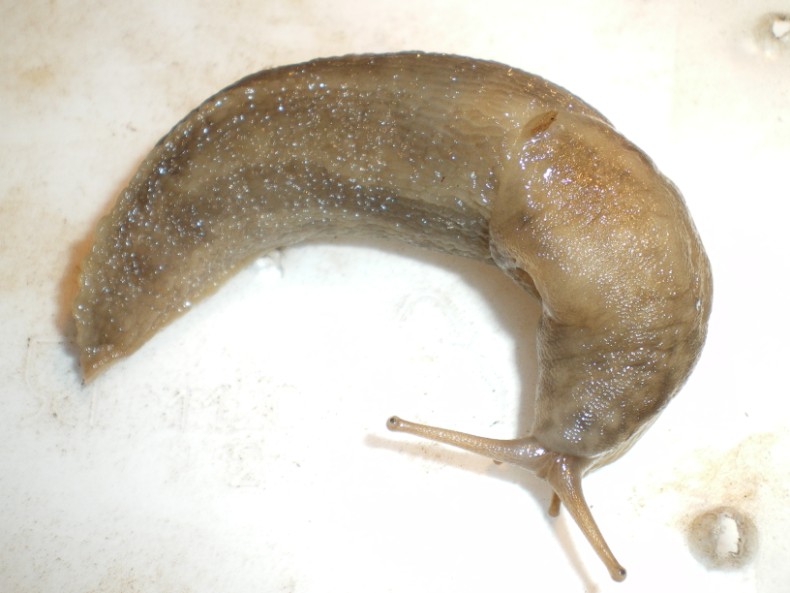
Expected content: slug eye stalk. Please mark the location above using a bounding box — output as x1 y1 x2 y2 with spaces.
386 416 627 581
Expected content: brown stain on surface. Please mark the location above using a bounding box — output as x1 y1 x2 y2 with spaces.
667 433 779 508
17 64 57 90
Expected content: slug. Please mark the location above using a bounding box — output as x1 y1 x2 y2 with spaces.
74 52 712 581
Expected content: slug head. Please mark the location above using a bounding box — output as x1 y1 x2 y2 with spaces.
490 110 712 460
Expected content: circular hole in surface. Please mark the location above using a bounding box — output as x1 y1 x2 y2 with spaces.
770 14 790 40
687 506 757 570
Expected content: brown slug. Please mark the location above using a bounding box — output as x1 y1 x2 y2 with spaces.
74 52 712 581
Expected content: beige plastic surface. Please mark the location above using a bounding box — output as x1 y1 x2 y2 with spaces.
2 1 788 592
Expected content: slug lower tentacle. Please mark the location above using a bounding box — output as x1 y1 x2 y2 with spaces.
74 52 712 581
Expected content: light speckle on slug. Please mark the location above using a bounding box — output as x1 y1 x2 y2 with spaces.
74 52 712 582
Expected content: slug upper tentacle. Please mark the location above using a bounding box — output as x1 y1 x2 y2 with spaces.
74 52 712 581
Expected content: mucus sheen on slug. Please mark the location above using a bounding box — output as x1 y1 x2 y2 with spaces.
74 53 712 582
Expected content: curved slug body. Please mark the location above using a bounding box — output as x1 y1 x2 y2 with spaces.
75 53 712 581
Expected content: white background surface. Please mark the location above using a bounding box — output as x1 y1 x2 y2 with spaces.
2 0 789 591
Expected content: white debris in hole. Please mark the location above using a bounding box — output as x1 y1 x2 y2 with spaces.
754 13 790 58
771 14 790 40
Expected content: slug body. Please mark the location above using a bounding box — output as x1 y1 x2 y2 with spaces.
75 53 712 581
